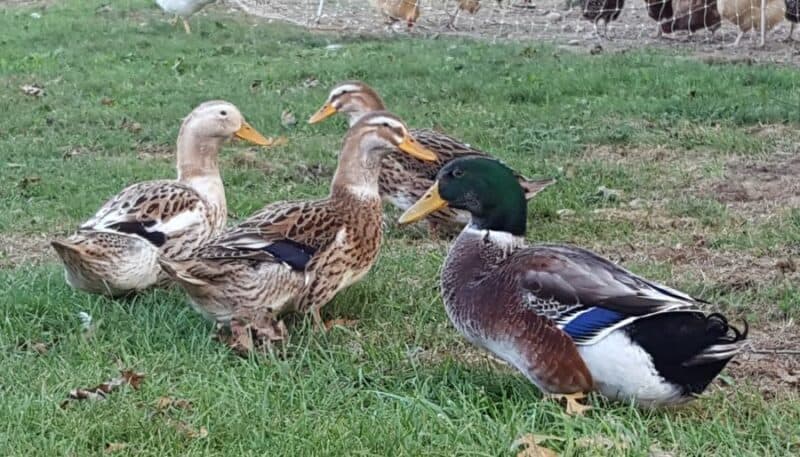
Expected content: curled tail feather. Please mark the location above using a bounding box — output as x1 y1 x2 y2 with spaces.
683 313 748 367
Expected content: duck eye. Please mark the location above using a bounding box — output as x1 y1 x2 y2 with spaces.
452 169 464 178
382 122 390 128
220 110 227 116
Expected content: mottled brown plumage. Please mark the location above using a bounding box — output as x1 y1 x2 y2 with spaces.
51 101 272 296
160 111 437 339
309 81 555 236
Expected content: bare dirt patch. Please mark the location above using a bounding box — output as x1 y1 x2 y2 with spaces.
232 0 800 66
708 151 800 219
0 232 56 268
727 322 800 398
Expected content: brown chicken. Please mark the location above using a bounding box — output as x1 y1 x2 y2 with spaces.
370 0 420 29
717 0 786 46
660 0 721 35
646 0 674 37
787 0 799 40
583 0 626 38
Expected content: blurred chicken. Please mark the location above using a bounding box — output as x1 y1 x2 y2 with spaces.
717 0 786 46
787 0 799 40
661 0 721 36
446 0 481 30
645 0 674 37
583 0 625 38
370 0 420 29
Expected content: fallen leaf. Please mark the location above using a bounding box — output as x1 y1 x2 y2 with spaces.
20 84 45 97
120 118 142 134
104 442 128 453
512 434 562 457
60 369 145 408
596 185 622 201
648 444 677 457
166 417 208 439
100 97 115 106
324 319 359 331
17 341 49 354
303 77 320 88
267 136 289 147
156 396 193 411
281 110 296 128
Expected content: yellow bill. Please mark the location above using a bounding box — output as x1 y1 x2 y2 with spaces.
308 103 338 124
397 136 437 162
398 181 447 225
234 121 272 146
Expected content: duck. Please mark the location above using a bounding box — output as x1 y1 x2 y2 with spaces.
308 81 555 237
398 156 748 413
159 111 437 348
369 0 421 29
155 0 216 34
51 101 272 297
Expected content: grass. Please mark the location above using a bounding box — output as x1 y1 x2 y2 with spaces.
1 1 800 455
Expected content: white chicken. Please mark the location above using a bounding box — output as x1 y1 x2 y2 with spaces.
155 0 216 34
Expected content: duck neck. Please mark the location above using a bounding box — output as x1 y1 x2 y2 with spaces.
175 129 227 228
330 134 383 202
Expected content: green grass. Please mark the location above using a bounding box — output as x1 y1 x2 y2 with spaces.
1 1 799 455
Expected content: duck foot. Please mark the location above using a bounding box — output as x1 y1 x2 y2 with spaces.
217 317 287 354
547 392 592 415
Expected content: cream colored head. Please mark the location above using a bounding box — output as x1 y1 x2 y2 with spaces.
308 81 387 127
332 111 437 198
176 100 270 180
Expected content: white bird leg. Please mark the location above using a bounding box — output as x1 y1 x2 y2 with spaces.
759 0 766 47
315 0 324 24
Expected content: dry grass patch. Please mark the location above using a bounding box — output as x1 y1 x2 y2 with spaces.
0 232 56 268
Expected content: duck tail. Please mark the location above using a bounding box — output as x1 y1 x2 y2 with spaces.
682 313 748 367
520 177 556 200
158 257 208 287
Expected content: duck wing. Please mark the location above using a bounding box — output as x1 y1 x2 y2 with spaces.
80 180 209 248
509 244 703 344
189 199 342 271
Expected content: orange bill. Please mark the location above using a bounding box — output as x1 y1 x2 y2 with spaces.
398 181 447 224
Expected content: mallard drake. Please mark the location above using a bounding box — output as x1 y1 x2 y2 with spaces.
308 81 555 236
398 157 747 413
159 111 437 345
155 0 215 34
51 101 272 297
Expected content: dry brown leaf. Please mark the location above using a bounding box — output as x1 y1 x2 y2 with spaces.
513 434 561 457
20 84 45 97
266 136 289 147
18 341 49 354
120 118 142 134
100 97 115 106
166 417 208 439
156 396 193 411
104 442 128 453
324 319 359 331
60 369 145 408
